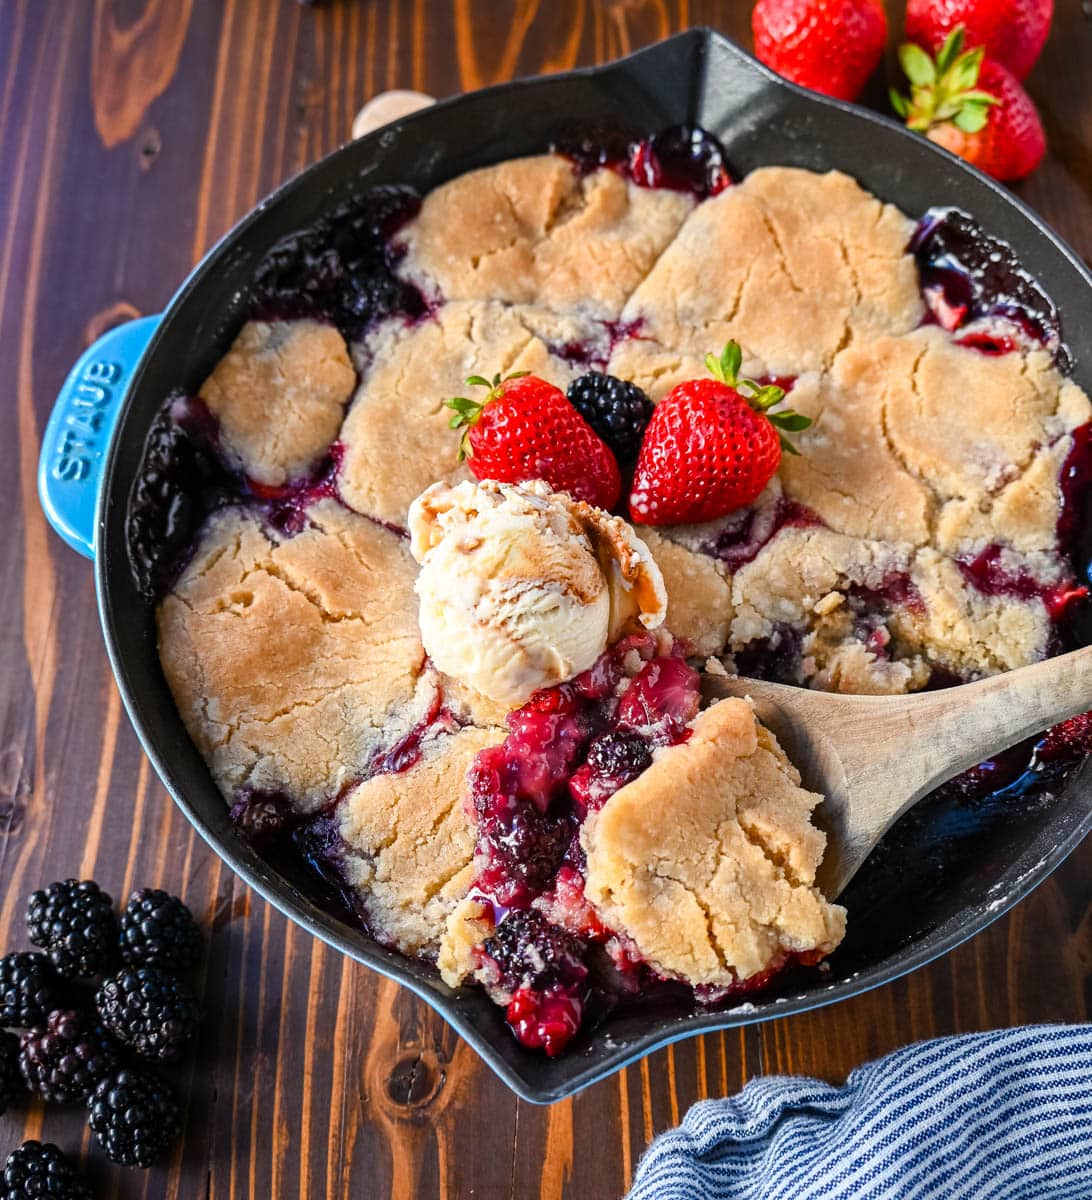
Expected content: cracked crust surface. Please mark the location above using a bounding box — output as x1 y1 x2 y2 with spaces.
338 302 595 528
397 156 694 319
157 499 430 811
782 328 1091 555
620 167 923 376
582 698 846 985
337 726 504 957
200 319 356 486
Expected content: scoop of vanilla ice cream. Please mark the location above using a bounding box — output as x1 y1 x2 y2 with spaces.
408 479 666 706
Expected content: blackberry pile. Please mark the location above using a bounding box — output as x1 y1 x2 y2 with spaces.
0 881 205 1194
1 1141 92 1200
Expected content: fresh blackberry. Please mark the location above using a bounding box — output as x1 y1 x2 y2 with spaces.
118 889 203 973
88 1068 181 1167
0 1029 24 1114
27 880 117 978
0 951 60 1027
566 372 654 465
96 967 199 1061
1 1141 92 1200
18 1009 121 1103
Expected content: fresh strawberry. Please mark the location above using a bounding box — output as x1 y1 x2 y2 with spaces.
905 0 1052 81
628 343 811 527
752 0 887 102
891 28 1046 181
446 371 621 509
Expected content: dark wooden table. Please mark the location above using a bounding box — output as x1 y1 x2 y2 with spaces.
1 1 1090 1196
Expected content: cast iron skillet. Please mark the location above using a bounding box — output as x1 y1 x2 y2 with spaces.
38 29 1092 1103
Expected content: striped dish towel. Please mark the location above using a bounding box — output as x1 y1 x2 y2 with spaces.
626 1025 1092 1200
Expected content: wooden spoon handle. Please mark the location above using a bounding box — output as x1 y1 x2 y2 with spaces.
883 643 1092 796
814 643 1092 895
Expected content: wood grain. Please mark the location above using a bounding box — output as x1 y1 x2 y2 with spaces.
0 2 1089 1197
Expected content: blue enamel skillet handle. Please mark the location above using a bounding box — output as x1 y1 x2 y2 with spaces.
38 315 161 559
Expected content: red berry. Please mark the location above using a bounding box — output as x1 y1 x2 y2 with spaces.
446 372 621 509
752 0 887 102
629 343 810 527
905 0 1052 81
927 59 1045 182
893 31 1046 182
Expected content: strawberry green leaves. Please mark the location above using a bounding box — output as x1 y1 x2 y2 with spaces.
704 341 812 455
446 370 530 460
891 27 999 135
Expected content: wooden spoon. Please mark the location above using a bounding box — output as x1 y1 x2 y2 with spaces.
702 645 1092 898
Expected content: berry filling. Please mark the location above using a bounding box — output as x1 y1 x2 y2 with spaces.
128 396 237 601
1059 423 1092 565
957 544 1087 621
911 207 1067 368
228 788 300 848
249 185 427 341
465 637 709 1054
712 497 822 571
552 124 732 199
245 440 347 536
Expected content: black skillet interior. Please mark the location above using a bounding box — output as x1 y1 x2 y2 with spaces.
95 29 1092 1103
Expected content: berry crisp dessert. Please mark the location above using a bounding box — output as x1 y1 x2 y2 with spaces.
135 127 1092 1056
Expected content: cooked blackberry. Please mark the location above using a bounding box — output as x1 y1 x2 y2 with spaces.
0 951 60 1027
566 372 653 465
477 807 573 903
127 396 238 603
248 185 425 340
228 787 300 846
586 729 653 782
88 1068 181 1167
96 967 199 1061
18 1009 121 1103
1 1141 92 1200
480 910 588 996
27 880 117 978
118 889 203 973
0 1029 24 1114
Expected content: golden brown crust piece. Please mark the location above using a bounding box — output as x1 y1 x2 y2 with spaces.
636 528 734 657
337 726 504 956
200 319 356 486
783 328 1091 556
398 155 694 319
582 699 846 985
620 167 923 376
157 499 430 811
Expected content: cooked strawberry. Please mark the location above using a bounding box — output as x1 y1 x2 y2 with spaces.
905 0 1052 81
752 0 887 102
446 372 621 510
628 343 811 527
892 29 1046 181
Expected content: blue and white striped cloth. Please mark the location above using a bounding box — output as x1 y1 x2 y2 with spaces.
626 1025 1092 1199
